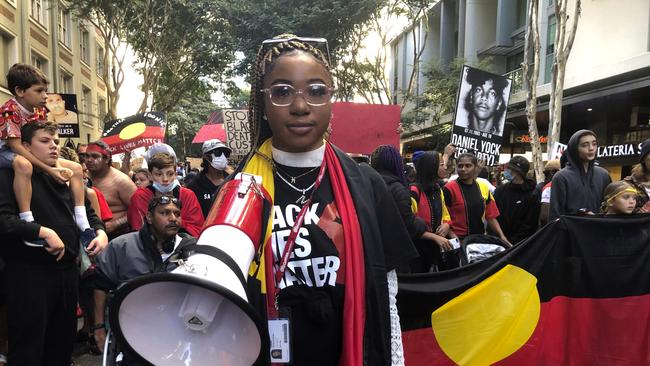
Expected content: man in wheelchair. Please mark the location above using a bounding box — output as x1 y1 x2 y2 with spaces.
90 195 196 355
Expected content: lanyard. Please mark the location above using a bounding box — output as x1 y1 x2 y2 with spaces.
272 158 328 308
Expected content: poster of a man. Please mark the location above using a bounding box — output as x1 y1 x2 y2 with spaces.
46 93 80 137
450 66 512 166
456 66 511 136
46 93 79 124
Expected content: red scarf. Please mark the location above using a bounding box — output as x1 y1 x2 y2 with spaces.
262 143 366 365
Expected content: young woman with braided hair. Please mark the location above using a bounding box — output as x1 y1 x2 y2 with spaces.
233 35 417 365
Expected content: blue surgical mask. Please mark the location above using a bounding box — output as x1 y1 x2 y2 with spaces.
153 179 180 193
502 169 513 182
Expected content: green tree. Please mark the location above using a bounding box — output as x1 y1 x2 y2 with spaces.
66 0 133 120
132 0 234 114
222 80 250 109
335 0 439 103
221 0 385 77
68 0 235 116
166 81 217 159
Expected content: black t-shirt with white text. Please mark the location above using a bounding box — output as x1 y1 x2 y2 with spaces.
272 163 344 365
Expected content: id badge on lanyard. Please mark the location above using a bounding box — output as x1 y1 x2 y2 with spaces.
267 159 327 364
268 307 292 364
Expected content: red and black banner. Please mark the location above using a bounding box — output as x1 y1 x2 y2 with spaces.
101 112 165 154
398 215 650 365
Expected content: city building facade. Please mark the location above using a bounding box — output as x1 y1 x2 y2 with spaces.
391 0 650 179
0 0 108 147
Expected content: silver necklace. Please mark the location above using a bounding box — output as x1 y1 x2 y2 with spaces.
275 171 316 205
275 165 319 184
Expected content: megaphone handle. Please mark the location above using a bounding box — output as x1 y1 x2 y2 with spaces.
179 244 247 289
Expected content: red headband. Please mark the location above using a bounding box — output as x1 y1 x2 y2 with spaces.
86 144 112 158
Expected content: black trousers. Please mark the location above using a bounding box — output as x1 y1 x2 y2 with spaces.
4 265 78 366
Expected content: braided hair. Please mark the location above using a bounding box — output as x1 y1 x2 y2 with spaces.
245 34 332 165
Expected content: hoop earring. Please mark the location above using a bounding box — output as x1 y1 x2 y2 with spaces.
262 115 267 120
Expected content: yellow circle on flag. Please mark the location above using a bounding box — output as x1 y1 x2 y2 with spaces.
119 122 146 140
431 264 540 365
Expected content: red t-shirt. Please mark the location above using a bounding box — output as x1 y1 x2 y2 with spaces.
0 99 47 145
127 185 205 237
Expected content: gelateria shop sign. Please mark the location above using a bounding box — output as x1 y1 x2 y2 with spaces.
597 142 642 158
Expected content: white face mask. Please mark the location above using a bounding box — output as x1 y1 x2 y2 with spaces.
152 179 180 193
210 153 228 170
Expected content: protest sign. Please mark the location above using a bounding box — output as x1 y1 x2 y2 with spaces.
451 66 512 165
223 109 251 159
46 93 79 137
329 102 401 154
551 141 567 160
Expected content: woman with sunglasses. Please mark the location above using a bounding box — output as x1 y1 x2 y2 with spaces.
225 35 417 365
186 139 233 217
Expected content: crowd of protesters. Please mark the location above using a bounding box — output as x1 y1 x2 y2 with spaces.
0 49 649 366
372 129 650 273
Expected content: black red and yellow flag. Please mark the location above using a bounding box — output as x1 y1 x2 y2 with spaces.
398 215 650 365
101 112 166 154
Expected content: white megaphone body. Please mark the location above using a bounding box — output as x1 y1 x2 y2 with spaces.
109 173 270 366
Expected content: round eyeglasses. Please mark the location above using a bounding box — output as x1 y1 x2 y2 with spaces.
260 83 335 107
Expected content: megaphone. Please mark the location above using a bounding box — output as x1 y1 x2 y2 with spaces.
109 173 270 365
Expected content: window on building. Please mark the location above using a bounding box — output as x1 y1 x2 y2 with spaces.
30 0 48 29
30 51 48 77
0 32 16 88
80 29 90 64
506 52 525 93
96 45 105 75
506 52 524 72
81 86 92 125
516 0 527 29
545 15 557 83
58 8 72 48
97 97 106 131
59 69 73 93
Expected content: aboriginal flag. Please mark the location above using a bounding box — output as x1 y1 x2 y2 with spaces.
101 112 166 154
398 215 650 365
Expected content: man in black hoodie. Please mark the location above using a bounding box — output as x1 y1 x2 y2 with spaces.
493 156 540 244
0 122 107 365
549 129 611 221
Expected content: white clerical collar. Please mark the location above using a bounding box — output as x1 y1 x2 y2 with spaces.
272 143 325 167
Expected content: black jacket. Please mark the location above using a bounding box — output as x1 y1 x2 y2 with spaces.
0 168 104 270
93 224 195 291
493 178 540 244
549 130 612 221
246 146 418 366
376 169 427 240
186 172 219 218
